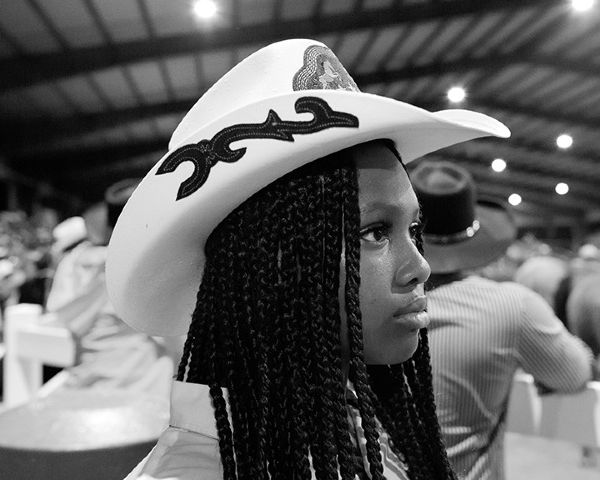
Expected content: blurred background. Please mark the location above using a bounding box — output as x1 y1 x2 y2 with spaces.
0 1 599 478
0 0 599 245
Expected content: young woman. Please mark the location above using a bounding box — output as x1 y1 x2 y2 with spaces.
107 39 509 480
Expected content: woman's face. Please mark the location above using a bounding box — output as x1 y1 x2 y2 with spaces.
340 142 431 365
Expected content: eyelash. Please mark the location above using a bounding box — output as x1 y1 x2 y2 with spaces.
359 221 424 245
409 221 424 243
360 223 391 243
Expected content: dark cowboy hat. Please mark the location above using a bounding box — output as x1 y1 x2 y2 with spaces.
412 160 516 274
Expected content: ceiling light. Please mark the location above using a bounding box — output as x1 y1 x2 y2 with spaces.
571 0 595 12
491 158 506 172
193 0 217 19
447 86 466 103
556 133 573 149
555 182 569 195
508 193 522 206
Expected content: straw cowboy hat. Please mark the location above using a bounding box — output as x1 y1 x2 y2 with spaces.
412 160 516 274
106 38 510 336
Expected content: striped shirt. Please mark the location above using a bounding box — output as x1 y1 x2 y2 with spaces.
427 276 593 480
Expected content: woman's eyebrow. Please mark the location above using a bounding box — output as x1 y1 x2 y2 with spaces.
360 201 420 220
360 201 398 215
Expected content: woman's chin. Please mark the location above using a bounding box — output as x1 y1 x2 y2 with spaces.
364 334 420 365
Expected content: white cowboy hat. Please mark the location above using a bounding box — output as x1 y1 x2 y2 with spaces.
412 160 517 274
106 38 510 336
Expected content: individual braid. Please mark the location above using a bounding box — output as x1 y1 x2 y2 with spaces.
221 209 257 480
250 188 283 480
288 180 320 480
410 330 458 480
368 364 433 480
204 259 238 480
322 168 360 480
294 175 336 480
272 181 308 479
211 213 244 480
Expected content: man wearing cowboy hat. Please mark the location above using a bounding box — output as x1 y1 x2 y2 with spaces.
411 160 594 480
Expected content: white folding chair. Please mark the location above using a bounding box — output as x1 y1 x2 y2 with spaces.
2 303 75 409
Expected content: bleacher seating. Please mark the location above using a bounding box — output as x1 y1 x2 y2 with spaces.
2 303 75 409
507 370 600 466
0 303 169 479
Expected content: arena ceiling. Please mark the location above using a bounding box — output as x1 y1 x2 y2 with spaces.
1 0 599 235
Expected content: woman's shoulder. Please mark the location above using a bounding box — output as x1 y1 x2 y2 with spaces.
125 426 222 480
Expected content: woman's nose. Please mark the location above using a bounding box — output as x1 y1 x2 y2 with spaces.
394 246 431 288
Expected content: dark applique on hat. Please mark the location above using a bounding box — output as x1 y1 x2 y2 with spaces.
293 45 359 92
156 96 359 200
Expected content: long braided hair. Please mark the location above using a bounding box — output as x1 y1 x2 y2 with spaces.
177 140 457 480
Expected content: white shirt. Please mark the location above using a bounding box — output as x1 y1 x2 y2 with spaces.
125 381 409 480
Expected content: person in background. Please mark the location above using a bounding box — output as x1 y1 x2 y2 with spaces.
43 215 88 307
514 255 570 327
106 38 510 480
413 160 594 480
44 179 173 398
50 216 87 262
0 211 53 309
567 272 600 366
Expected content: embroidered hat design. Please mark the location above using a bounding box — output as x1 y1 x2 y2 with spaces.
293 45 359 92
157 97 358 201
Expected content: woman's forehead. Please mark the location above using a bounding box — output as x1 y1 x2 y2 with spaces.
354 146 417 217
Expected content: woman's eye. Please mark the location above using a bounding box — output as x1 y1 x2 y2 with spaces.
409 221 424 247
360 224 390 243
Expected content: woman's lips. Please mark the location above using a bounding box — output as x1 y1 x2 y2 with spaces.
392 296 429 331
392 310 429 331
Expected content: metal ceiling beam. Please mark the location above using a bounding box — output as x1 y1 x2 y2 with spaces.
449 139 600 183
356 54 600 84
5 70 600 152
0 0 564 92
12 138 169 177
465 98 600 131
0 100 191 149
469 182 584 218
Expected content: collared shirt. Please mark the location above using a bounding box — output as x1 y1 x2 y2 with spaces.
125 381 409 480
427 276 593 480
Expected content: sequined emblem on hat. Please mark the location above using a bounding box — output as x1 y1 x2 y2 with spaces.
293 45 359 92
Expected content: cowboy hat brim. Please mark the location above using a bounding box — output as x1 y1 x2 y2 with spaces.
107 90 510 336
423 201 516 275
